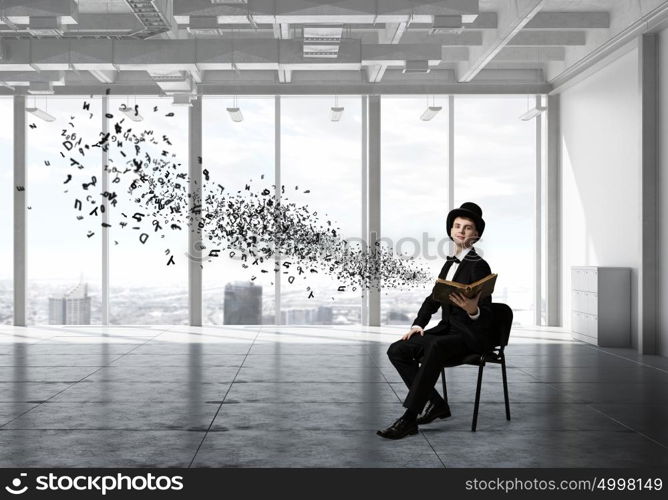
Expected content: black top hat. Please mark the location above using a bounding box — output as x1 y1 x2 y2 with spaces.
446 202 485 241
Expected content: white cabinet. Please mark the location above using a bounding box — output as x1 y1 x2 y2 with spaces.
571 267 630 347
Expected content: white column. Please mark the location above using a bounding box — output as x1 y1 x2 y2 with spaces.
534 94 542 325
639 33 659 354
13 96 26 326
101 95 110 325
545 93 561 326
448 95 455 249
188 96 203 326
361 95 368 326
368 95 381 326
274 96 281 325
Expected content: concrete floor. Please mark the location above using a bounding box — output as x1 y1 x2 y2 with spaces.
0 323 667 468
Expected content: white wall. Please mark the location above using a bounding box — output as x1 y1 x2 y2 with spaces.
660 28 668 357
559 43 641 347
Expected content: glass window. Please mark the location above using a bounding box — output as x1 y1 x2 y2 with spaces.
107 97 189 325
281 96 362 325
17 93 537 328
26 97 102 325
454 96 536 326
380 97 450 326
0 98 13 324
202 97 276 325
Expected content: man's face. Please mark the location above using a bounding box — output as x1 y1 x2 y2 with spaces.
451 216 478 246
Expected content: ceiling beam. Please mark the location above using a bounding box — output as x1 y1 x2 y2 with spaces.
464 11 497 29
441 47 470 62
0 70 63 82
466 67 544 83
174 0 479 25
405 11 498 30
458 0 544 82
64 14 144 34
362 43 442 63
495 47 564 62
367 20 408 83
524 11 610 30
0 13 152 37
88 69 117 83
350 13 496 31
400 31 483 45
0 0 78 24
0 38 444 73
508 31 586 46
0 78 551 96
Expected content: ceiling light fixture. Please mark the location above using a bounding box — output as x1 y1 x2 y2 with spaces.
330 96 344 122
26 107 56 122
420 96 441 121
26 96 55 122
519 95 545 121
119 102 143 122
519 106 546 121
227 96 243 122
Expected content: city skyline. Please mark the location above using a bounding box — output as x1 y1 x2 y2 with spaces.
7 278 533 328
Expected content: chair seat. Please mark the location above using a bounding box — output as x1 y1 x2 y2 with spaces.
460 353 484 366
442 351 503 367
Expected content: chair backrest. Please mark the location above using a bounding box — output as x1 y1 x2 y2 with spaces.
490 303 513 348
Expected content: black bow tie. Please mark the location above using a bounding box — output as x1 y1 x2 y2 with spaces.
446 255 461 264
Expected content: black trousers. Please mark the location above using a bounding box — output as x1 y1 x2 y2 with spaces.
387 330 477 414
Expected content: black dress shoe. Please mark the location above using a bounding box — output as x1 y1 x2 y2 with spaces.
376 417 418 440
416 401 451 425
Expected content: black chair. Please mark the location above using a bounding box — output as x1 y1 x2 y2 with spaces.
439 302 513 432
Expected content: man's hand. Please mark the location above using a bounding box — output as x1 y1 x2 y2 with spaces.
449 291 482 315
401 325 424 340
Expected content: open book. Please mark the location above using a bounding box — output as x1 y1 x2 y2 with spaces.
432 273 498 305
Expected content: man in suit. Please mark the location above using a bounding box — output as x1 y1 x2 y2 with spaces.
377 202 494 439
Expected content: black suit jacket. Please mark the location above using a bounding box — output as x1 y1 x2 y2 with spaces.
411 247 494 352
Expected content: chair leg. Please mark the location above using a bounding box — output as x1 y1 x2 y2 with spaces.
501 358 511 421
472 364 484 432
440 369 448 402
